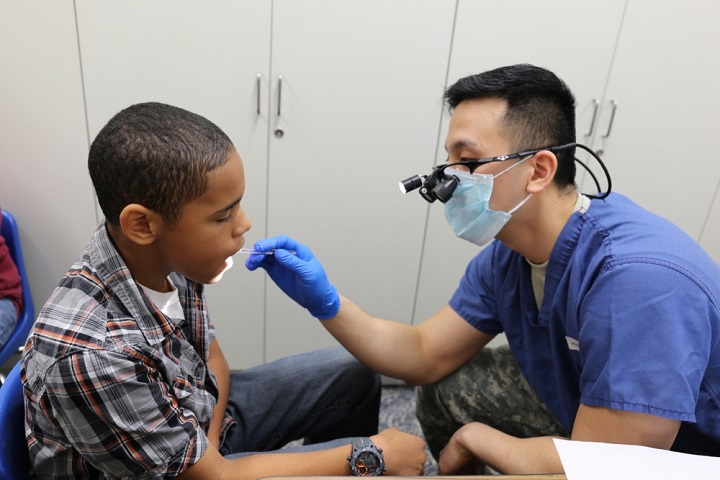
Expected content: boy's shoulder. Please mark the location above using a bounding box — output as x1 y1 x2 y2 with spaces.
24 224 155 377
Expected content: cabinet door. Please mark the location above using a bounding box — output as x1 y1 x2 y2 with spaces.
587 0 720 241
415 0 627 326
76 0 272 368
264 0 456 360
0 2 96 309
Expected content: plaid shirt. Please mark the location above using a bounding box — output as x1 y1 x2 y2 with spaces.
22 223 234 479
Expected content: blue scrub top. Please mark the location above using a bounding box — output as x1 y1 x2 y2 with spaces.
449 193 720 441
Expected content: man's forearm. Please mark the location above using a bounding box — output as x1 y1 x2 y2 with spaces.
440 422 565 475
325 297 490 386
323 296 431 384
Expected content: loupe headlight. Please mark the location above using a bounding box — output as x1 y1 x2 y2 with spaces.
399 168 458 203
399 175 424 194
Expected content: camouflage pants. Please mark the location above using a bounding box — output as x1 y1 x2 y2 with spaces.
416 344 568 461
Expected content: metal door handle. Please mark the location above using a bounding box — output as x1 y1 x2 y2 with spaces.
256 73 262 115
602 100 618 138
277 74 283 116
586 99 599 137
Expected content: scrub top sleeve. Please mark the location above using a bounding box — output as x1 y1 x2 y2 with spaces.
448 246 504 335
578 261 713 422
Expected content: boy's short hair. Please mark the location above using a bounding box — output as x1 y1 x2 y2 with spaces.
88 102 234 226
444 64 577 189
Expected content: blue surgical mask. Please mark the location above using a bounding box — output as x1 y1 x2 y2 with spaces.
443 157 532 246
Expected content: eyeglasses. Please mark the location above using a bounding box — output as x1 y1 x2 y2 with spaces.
400 143 604 203
438 145 574 175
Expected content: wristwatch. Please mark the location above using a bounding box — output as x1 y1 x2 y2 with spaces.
347 437 385 476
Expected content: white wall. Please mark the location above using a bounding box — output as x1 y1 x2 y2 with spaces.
0 2 98 308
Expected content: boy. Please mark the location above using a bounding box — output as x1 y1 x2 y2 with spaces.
22 102 425 478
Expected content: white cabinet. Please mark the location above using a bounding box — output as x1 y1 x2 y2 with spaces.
415 0 720 328
0 2 97 310
413 0 628 326
6 1 718 370
76 0 272 369
75 0 456 367
263 0 455 361
583 0 720 256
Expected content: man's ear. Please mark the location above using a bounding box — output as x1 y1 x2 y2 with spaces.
118 204 163 246
527 150 558 194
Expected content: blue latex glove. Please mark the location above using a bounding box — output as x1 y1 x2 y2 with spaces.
245 235 340 319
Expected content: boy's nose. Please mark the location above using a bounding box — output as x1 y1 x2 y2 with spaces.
235 212 252 237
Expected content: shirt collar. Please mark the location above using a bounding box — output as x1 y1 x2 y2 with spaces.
87 222 180 345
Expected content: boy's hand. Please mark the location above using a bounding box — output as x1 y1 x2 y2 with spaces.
371 427 427 476
245 235 340 319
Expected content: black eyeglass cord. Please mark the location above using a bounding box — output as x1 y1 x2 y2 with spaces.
399 142 612 202
555 142 612 200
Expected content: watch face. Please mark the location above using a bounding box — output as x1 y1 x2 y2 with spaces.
355 451 380 476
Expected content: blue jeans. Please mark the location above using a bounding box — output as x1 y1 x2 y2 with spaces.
220 346 381 458
0 298 18 349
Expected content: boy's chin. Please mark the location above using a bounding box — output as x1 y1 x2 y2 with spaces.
207 272 226 284
207 256 234 284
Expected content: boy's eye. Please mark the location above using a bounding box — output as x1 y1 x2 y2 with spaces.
217 201 240 223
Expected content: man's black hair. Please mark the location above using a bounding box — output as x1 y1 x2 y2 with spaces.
444 64 577 188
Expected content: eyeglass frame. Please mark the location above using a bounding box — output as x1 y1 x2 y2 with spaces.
435 143 577 176
416 143 578 203
400 141 611 203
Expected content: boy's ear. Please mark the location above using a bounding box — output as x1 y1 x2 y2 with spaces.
118 204 164 245
527 150 557 194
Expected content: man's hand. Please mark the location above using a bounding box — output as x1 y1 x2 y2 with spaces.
371 427 427 476
438 423 484 475
438 422 563 475
245 235 340 319
438 406 681 475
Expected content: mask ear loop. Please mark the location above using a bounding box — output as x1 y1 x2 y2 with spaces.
493 153 534 179
508 193 533 214
492 154 535 215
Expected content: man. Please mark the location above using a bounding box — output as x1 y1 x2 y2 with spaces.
246 64 720 474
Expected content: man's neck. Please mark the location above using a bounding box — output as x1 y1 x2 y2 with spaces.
499 189 580 264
